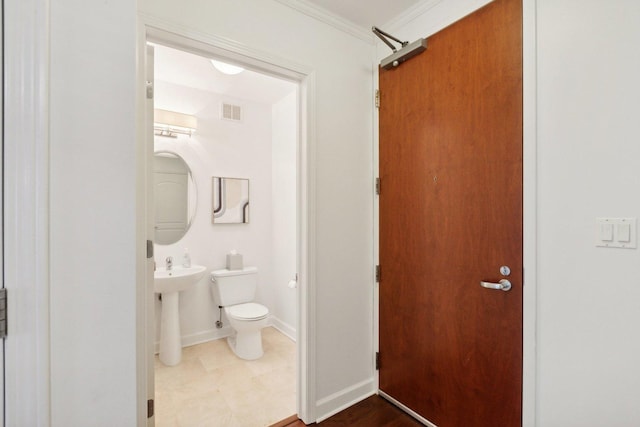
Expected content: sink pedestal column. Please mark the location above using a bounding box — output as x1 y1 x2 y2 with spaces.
159 291 182 366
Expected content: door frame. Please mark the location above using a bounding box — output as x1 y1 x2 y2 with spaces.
372 1 538 425
135 15 319 424
3 0 51 425
0 2 4 424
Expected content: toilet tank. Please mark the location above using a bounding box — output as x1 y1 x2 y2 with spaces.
210 266 258 306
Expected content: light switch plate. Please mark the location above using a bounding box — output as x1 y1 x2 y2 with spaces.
595 217 637 248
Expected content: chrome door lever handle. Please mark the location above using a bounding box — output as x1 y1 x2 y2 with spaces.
480 279 512 292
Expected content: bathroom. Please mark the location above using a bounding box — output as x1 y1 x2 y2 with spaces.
150 43 299 426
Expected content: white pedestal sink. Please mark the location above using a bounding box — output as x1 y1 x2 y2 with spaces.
154 265 206 366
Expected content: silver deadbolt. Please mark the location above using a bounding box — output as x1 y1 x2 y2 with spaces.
500 266 511 276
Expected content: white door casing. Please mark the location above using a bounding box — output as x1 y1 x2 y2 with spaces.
3 0 51 425
138 20 318 423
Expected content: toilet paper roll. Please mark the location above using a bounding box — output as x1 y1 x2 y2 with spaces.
287 279 297 289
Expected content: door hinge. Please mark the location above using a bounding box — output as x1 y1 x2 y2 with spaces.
146 81 154 99
146 240 154 259
375 177 381 195
375 89 380 108
147 399 154 418
0 289 6 338
375 352 380 370
375 265 381 283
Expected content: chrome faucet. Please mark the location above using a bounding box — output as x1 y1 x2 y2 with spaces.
166 256 173 271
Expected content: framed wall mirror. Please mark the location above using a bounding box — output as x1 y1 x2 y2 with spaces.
212 177 249 224
154 151 197 244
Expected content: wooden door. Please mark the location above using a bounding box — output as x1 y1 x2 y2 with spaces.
378 1 523 426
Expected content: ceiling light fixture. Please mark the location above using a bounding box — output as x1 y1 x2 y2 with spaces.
210 59 245 75
154 109 197 138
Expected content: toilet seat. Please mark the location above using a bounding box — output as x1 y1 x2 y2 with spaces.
227 302 269 321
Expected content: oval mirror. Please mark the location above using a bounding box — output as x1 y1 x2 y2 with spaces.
153 151 197 245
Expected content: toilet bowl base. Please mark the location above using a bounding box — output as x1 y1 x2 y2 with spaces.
227 330 264 360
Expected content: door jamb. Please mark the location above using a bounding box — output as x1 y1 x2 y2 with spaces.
521 0 537 425
135 16 318 424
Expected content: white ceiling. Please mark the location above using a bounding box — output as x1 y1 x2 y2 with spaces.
153 43 297 110
304 0 423 30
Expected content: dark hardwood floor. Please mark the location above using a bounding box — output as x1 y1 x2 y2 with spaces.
270 395 423 426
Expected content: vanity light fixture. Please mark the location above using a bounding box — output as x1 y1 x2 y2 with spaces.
210 59 245 75
154 109 197 138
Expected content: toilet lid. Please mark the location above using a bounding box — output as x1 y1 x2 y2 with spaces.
227 303 269 320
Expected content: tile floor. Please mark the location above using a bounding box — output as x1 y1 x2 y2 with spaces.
155 327 296 427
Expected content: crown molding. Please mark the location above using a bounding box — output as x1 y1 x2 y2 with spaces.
383 0 443 32
274 0 375 44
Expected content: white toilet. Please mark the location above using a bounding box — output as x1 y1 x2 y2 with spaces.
210 266 269 360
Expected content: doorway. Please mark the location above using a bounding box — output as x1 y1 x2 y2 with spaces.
378 0 523 425
144 35 307 426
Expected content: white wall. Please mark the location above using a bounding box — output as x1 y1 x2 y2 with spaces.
49 0 138 425
43 0 374 422
39 0 640 424
153 80 292 345
272 91 299 338
140 0 376 417
536 1 640 425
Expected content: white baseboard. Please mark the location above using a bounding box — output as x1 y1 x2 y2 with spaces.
154 318 297 354
269 315 297 341
182 327 234 348
154 326 233 354
315 378 376 422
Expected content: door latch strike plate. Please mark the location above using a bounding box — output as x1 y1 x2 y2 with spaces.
147 240 154 259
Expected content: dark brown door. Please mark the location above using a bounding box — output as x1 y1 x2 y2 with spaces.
378 1 523 426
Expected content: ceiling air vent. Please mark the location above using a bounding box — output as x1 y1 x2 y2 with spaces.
222 103 242 122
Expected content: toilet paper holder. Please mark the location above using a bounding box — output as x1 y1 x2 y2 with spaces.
288 274 298 289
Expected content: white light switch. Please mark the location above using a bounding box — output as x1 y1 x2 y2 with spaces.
600 223 614 241
596 217 637 249
618 223 631 242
